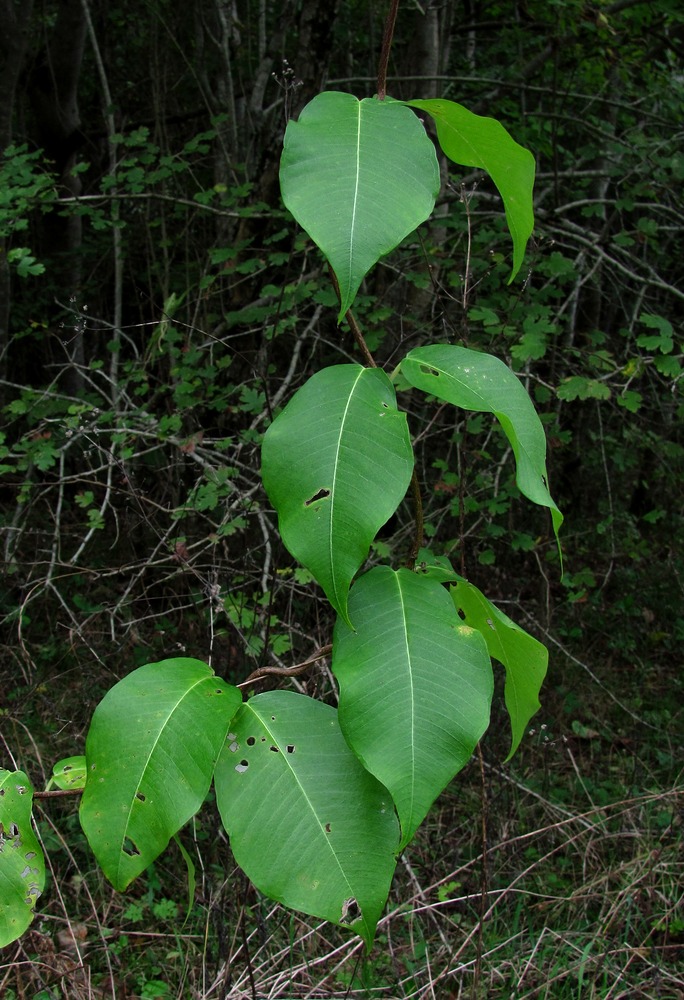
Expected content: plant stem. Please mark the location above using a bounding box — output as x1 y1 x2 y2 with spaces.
377 0 401 100
328 265 378 367
345 308 377 368
34 788 83 800
406 470 424 569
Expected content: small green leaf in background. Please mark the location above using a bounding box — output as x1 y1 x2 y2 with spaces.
400 344 563 542
333 567 493 850
0 770 45 947
50 756 87 791
80 659 241 890
557 376 611 402
262 364 414 626
450 578 547 760
636 313 674 354
214 690 399 949
406 98 535 281
280 91 440 320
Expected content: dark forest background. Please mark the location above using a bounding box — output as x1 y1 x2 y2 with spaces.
1 1 682 997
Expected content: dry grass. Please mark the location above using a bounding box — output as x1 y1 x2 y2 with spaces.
2 692 682 1000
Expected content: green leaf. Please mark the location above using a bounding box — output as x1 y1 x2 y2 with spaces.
0 770 45 947
50 755 87 790
400 345 563 541
214 691 399 948
280 91 440 320
80 659 241 890
332 568 493 850
406 98 535 281
450 578 547 760
261 365 414 625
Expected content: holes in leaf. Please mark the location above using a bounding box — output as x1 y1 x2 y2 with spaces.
456 608 466 620
419 365 440 377
286 745 295 754
123 838 141 857
304 488 331 506
9 822 19 837
135 792 146 803
235 760 249 773
486 618 496 630
215 688 223 694
340 897 361 926
246 736 256 746
15 785 26 795
228 740 239 752
325 823 331 834
269 745 279 753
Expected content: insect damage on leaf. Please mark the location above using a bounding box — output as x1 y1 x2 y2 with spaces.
305 488 331 506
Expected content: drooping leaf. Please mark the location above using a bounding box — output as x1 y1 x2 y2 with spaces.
214 690 399 948
400 344 563 542
261 364 414 626
80 659 241 890
332 568 493 850
407 98 535 281
50 755 87 791
280 91 440 320
450 578 547 760
0 770 45 947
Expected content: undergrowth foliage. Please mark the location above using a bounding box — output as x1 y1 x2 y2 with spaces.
0 78 565 955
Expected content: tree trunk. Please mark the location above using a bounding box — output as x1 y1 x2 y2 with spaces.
0 0 35 403
26 0 87 394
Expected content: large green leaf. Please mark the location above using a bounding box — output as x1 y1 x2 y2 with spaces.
400 344 563 540
261 364 414 626
407 98 535 281
214 690 399 948
0 770 45 947
280 91 440 320
80 658 241 890
451 578 547 760
332 568 493 849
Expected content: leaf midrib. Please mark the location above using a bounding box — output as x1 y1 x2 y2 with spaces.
117 672 215 881
346 102 363 302
328 367 366 615
249 703 362 930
